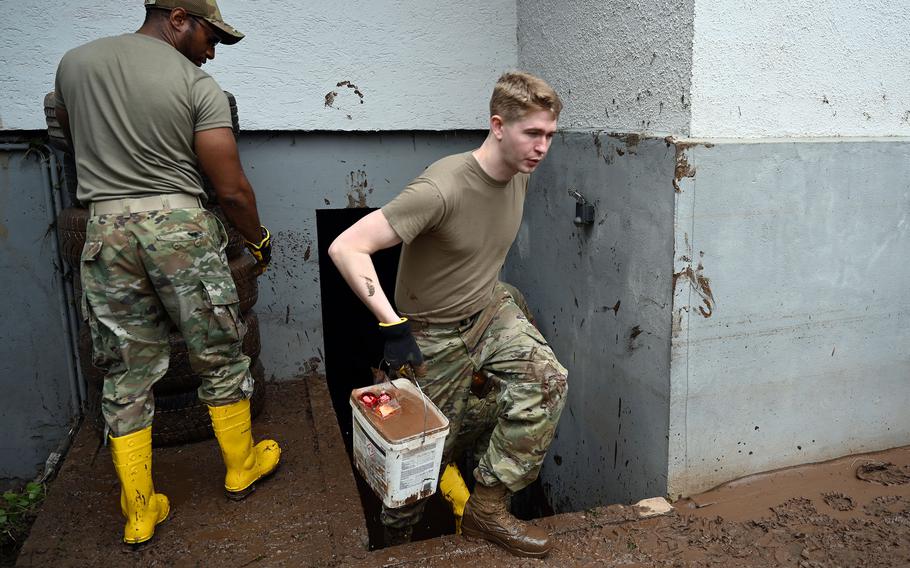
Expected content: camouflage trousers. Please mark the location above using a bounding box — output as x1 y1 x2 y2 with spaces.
80 207 252 437
381 282 568 528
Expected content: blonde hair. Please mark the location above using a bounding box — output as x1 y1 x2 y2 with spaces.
490 71 562 123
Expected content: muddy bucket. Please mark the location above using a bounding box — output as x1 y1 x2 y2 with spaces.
350 378 449 508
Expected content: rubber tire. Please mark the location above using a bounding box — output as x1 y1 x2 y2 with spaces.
45 92 81 204
83 359 267 447
57 207 89 269
59 151 80 204
44 91 70 153
79 308 261 395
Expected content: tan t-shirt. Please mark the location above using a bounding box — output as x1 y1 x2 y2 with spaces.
54 33 232 202
382 152 529 323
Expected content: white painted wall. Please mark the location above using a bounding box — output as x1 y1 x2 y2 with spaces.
518 0 695 136
690 0 910 138
0 0 516 131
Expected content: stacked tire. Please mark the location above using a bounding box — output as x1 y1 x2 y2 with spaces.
47 91 267 447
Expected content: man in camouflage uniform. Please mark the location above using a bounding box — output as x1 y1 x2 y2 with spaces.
329 72 568 558
54 0 279 546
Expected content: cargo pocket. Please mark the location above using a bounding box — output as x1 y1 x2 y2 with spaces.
201 278 242 346
79 241 102 323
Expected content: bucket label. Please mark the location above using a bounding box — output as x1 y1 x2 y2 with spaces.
353 420 386 493
399 444 437 491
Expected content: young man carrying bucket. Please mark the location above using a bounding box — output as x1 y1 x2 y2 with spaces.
329 72 568 558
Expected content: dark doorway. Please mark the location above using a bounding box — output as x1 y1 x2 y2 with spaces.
316 208 552 550
316 207 398 447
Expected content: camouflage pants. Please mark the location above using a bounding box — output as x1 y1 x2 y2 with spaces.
381 282 568 528
80 207 252 437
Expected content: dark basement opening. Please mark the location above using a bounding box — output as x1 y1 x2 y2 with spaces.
316 207 553 550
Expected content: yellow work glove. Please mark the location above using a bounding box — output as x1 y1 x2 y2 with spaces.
244 225 272 274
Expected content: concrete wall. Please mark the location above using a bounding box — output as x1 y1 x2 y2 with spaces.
690 0 910 138
518 0 695 136
668 138 910 496
0 0 516 131
503 132 677 510
0 145 79 486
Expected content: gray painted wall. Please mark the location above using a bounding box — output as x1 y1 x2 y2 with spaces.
0 145 79 486
503 132 677 510
669 138 910 497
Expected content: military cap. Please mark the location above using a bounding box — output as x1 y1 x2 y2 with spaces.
145 0 244 45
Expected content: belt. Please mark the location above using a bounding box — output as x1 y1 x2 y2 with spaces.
409 311 480 332
89 194 202 216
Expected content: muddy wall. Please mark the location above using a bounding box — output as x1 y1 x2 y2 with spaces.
0 144 79 487
0 0 516 131
668 138 910 497
502 132 677 510
517 0 695 136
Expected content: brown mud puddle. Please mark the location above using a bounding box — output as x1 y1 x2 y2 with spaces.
362 446 910 567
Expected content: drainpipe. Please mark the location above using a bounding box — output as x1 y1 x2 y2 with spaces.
0 143 83 417
43 146 86 407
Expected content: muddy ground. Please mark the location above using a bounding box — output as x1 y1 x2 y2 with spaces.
14 375 910 567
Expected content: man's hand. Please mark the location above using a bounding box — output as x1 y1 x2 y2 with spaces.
378 318 423 376
244 225 272 274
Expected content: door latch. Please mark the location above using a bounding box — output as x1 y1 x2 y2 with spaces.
568 188 595 226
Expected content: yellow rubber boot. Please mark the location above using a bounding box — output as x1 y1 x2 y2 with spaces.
109 427 170 545
208 398 281 499
440 463 470 534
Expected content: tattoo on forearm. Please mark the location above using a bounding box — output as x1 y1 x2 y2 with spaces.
363 276 375 297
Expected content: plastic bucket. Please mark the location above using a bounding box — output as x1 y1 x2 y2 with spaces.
350 378 449 508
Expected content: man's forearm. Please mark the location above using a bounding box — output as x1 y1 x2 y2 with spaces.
216 185 262 243
329 247 399 323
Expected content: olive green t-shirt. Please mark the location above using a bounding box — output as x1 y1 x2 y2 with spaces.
382 152 529 323
54 33 232 202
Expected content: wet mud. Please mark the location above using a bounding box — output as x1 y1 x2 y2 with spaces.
15 374 910 567
16 378 370 567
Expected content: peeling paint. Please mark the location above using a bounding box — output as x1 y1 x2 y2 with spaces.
673 251 714 318
671 309 683 338
673 148 696 193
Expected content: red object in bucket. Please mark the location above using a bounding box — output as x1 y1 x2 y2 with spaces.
360 392 379 408
358 389 401 419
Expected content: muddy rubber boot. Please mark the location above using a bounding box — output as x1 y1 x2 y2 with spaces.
109 427 170 545
208 398 281 500
382 525 414 547
461 482 551 558
440 463 470 534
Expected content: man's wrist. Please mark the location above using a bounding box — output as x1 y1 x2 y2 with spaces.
244 225 270 249
379 316 407 327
